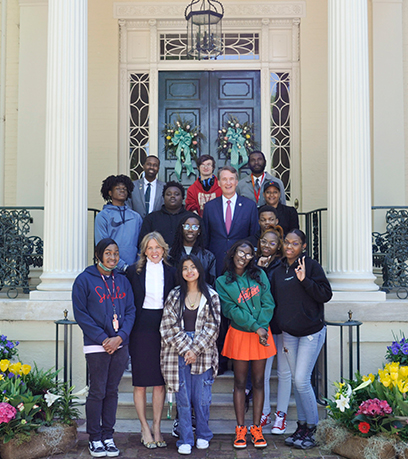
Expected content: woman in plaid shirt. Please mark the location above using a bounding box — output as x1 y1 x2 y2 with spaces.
160 254 221 455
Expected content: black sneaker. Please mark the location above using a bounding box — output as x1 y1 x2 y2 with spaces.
103 439 119 457
172 418 180 438
284 422 307 446
88 440 106 457
294 426 317 449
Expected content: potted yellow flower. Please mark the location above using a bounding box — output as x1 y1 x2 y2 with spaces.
317 338 408 459
0 338 80 459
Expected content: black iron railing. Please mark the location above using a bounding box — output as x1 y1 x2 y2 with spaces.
2 205 407 298
0 207 99 298
371 206 408 298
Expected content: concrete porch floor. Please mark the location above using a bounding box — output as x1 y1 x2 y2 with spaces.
52 420 346 459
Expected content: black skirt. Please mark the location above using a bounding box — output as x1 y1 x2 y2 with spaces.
129 308 165 387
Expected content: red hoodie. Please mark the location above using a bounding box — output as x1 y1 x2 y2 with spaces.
185 177 222 217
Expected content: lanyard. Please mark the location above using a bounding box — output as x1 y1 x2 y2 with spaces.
100 272 119 332
251 173 265 203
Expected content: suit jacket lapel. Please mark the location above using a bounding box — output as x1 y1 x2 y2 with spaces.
138 180 145 207
230 196 243 234
154 182 162 209
216 198 227 236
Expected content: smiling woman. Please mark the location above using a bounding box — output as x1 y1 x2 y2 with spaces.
216 240 276 450
169 213 216 286
126 233 177 449
72 238 136 457
160 254 221 455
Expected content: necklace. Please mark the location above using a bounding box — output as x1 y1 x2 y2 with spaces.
186 291 201 310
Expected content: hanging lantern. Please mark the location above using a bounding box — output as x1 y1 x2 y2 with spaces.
184 0 224 60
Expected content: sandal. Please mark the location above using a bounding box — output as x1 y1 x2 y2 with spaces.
141 438 157 449
155 440 167 448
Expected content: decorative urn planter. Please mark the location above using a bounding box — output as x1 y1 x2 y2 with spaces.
317 419 407 459
0 423 77 459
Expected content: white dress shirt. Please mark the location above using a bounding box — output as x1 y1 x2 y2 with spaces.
222 193 238 222
144 177 157 214
143 259 164 309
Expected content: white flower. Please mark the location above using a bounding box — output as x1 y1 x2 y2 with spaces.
353 379 372 392
346 383 353 397
72 386 89 398
335 394 350 412
44 391 61 407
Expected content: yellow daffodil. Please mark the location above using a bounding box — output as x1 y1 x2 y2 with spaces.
0 359 9 372
21 364 31 375
0 374 3 381
399 366 408 378
362 373 375 383
9 362 22 375
397 379 408 393
389 362 400 373
390 371 399 381
166 136 171 140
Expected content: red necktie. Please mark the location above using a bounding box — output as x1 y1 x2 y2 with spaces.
225 200 232 234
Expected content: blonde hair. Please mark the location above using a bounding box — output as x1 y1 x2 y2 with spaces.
136 232 169 273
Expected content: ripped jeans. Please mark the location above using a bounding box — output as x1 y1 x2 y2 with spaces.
282 327 326 425
175 331 214 447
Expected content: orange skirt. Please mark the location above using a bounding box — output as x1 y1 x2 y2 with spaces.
222 326 276 361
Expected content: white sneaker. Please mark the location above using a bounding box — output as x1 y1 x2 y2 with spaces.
196 438 209 449
271 411 287 434
178 444 192 455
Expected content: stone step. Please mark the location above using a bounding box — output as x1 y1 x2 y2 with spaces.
119 369 281 394
78 418 301 435
115 391 327 421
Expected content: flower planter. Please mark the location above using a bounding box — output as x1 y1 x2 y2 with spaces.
0 423 77 459
317 419 407 459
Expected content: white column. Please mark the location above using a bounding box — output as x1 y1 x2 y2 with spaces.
372 0 404 210
327 0 385 301
31 0 88 300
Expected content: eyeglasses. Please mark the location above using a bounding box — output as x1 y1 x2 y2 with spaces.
236 250 254 260
113 187 127 192
283 240 301 248
260 239 278 247
182 224 200 231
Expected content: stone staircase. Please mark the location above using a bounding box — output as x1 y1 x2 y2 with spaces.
115 367 327 432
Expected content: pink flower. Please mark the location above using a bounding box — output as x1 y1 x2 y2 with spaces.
357 398 392 417
192 140 197 145
0 402 17 423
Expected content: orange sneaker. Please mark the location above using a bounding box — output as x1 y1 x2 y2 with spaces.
233 425 247 449
250 424 267 448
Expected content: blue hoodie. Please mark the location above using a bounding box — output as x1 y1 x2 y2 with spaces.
72 265 136 346
95 203 143 271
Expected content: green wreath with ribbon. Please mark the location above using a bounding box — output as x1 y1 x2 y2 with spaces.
162 117 205 181
217 116 255 170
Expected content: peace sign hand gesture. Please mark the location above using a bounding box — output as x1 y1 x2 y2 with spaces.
294 256 306 282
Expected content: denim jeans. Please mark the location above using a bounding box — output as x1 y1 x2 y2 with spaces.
85 346 129 441
175 332 214 447
263 333 292 415
282 327 326 425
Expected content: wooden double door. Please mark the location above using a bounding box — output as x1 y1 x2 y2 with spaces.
158 70 261 185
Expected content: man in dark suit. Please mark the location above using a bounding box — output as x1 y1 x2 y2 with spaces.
128 155 165 218
203 165 259 374
203 165 259 276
